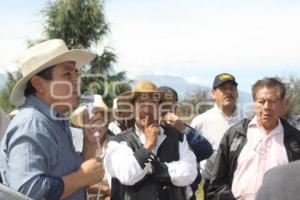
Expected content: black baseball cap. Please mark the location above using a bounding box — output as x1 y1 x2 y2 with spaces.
157 86 178 102
212 73 238 89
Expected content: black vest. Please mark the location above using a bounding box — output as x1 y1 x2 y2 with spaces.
110 126 186 200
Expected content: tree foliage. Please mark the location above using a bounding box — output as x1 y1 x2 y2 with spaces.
43 0 108 49
0 71 22 113
177 87 213 123
282 75 300 115
43 0 131 107
0 0 131 112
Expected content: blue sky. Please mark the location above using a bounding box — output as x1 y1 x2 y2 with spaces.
1 0 300 93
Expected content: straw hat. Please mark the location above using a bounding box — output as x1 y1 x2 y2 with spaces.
10 39 96 107
117 80 176 106
8 109 19 119
70 95 109 127
112 98 118 111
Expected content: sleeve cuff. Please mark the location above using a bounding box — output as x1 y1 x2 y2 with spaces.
152 160 171 183
134 148 171 183
133 147 155 169
40 174 64 200
185 125 197 141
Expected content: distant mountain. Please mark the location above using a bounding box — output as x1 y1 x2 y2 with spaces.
0 73 253 105
135 74 209 100
239 91 253 104
134 74 252 104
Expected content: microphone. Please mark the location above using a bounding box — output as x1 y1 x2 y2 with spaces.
81 92 101 147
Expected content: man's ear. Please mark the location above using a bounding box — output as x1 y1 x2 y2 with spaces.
211 89 216 100
31 76 46 94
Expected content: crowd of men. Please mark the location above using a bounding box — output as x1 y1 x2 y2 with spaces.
0 39 300 200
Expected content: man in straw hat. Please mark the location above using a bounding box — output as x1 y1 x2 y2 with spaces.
108 97 135 135
104 80 197 200
0 39 105 200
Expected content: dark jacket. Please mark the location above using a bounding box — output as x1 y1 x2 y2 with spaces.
184 125 213 200
185 125 213 163
110 125 187 200
207 118 300 200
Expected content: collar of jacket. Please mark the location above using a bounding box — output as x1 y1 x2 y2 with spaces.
234 117 298 138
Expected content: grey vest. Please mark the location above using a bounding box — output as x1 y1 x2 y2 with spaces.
110 126 186 200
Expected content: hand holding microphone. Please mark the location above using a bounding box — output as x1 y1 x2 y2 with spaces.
81 92 109 200
82 92 108 147
86 95 101 146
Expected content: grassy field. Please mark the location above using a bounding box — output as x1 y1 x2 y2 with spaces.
196 182 204 200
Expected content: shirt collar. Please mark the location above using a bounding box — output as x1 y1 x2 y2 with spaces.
24 95 67 122
213 103 238 118
134 124 167 154
248 116 284 138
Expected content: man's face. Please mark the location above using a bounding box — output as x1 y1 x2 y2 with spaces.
159 101 176 117
254 87 283 131
212 82 238 109
134 95 159 130
43 61 80 113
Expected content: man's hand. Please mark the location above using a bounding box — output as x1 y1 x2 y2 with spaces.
88 183 111 196
61 158 104 199
161 112 186 133
82 108 108 145
144 123 160 151
78 158 104 186
143 114 160 151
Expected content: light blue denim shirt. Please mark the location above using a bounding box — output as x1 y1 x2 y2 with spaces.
0 95 86 200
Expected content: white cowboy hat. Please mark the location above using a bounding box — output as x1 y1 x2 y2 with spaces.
70 94 109 127
112 98 118 111
8 109 19 119
10 39 96 107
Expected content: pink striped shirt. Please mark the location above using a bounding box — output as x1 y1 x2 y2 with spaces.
231 117 288 199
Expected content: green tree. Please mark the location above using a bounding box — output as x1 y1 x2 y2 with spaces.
0 0 130 112
42 0 131 107
177 87 213 123
43 0 108 49
0 71 22 113
282 75 300 115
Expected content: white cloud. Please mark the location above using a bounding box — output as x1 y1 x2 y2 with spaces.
2 0 300 82
106 1 300 75
0 2 44 73
185 76 207 86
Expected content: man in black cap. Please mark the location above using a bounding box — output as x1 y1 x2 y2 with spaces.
157 86 213 200
190 73 245 200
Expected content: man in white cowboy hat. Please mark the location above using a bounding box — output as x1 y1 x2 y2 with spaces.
70 94 114 152
108 97 134 135
104 80 197 200
7 109 19 120
70 94 113 200
0 39 105 200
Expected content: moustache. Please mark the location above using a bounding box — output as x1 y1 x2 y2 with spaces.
223 95 233 100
